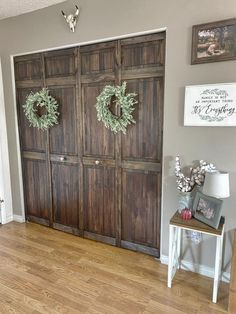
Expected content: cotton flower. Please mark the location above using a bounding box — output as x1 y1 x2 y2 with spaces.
175 155 216 192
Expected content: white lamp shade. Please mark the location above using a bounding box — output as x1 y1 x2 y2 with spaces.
203 171 230 199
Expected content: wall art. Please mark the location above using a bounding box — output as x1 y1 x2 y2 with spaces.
191 18 236 64
184 83 236 126
61 5 80 32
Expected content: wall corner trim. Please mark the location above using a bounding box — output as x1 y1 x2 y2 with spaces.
160 254 230 283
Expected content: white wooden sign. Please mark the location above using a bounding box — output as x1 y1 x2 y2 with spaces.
184 83 236 126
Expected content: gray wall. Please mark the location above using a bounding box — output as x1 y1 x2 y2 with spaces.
0 0 235 270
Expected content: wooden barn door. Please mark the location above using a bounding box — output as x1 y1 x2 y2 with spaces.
120 34 164 255
44 48 80 233
15 48 80 232
80 42 117 244
15 54 50 226
79 33 165 255
15 32 165 257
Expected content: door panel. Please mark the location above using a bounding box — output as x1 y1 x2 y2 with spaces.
49 87 77 155
14 54 43 81
121 170 161 247
118 34 164 256
121 78 163 161
81 42 117 244
44 48 76 78
82 82 115 158
121 33 165 70
23 159 50 221
83 166 116 238
17 88 46 152
44 49 78 230
80 42 116 75
52 162 79 228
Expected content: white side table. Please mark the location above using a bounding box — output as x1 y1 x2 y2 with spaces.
167 211 225 303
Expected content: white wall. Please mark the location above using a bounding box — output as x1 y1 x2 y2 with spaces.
0 0 235 272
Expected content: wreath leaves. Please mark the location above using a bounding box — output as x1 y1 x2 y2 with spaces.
23 88 59 130
95 82 137 134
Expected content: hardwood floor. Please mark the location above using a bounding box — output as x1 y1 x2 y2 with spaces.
0 222 229 313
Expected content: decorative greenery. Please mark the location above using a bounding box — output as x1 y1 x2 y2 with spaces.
175 156 216 192
200 88 228 97
95 82 137 134
23 88 59 130
199 114 224 122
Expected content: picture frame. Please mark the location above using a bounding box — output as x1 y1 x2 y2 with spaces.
191 18 236 64
193 191 223 229
184 82 236 126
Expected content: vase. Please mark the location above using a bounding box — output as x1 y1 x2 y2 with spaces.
177 191 193 213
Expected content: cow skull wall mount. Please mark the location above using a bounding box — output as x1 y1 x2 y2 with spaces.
61 5 80 33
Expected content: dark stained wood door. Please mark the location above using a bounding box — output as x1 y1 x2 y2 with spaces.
15 48 80 232
80 42 117 243
43 48 80 234
121 33 165 256
44 48 80 233
120 34 165 254
15 54 50 226
15 32 165 257
80 34 165 255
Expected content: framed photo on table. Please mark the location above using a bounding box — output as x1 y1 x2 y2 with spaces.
193 191 223 229
191 18 236 64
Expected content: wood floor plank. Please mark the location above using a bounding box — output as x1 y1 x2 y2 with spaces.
0 222 229 313
0 258 94 311
0 270 86 313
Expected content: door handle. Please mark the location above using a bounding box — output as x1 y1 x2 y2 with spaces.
60 156 66 161
95 160 101 165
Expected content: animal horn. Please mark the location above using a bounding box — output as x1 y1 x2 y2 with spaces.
75 5 80 17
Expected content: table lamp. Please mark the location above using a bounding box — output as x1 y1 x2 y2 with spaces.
202 171 230 199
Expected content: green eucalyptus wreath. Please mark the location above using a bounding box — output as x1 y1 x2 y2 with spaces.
95 82 137 134
23 88 59 130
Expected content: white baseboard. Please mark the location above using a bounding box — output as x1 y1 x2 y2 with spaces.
160 254 230 283
3 215 13 224
13 215 25 223
1 215 25 224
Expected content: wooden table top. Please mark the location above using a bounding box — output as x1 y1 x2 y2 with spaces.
170 211 224 236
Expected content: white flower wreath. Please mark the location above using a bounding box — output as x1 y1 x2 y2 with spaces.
95 82 137 134
23 88 59 130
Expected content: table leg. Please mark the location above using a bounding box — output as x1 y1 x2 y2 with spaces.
213 234 223 303
168 225 174 288
177 227 181 269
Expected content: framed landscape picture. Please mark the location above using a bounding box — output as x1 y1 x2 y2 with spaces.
193 191 223 229
191 18 236 64
184 82 236 126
